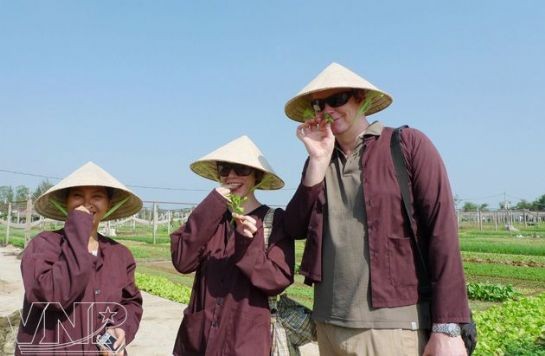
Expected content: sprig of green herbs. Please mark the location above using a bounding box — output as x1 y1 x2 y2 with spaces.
228 194 247 215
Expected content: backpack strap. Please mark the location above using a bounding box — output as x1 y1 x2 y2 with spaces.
390 126 431 296
263 208 275 248
262 208 281 314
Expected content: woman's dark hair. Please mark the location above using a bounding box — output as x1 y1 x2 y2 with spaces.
105 187 115 200
254 170 265 186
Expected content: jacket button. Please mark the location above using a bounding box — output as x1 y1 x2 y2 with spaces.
211 321 218 328
95 289 101 295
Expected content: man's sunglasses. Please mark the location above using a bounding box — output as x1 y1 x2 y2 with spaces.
217 162 254 177
310 91 354 111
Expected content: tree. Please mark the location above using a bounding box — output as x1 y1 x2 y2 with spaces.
32 180 54 200
479 203 489 212
0 185 14 204
515 199 533 210
463 202 479 212
534 195 545 211
15 185 30 202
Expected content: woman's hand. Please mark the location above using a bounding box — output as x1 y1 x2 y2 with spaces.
231 213 257 238
215 186 231 200
75 205 92 214
98 328 126 356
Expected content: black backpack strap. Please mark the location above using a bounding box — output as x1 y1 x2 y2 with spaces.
390 126 431 296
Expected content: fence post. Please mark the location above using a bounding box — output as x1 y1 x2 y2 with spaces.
5 202 12 245
152 202 157 244
494 211 498 231
24 197 32 247
167 210 171 236
478 209 482 231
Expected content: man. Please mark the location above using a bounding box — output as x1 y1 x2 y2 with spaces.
284 62 470 355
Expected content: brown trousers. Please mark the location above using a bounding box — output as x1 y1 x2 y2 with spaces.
316 322 428 356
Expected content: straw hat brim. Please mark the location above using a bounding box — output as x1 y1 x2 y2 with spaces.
34 162 143 222
284 62 393 122
189 136 285 190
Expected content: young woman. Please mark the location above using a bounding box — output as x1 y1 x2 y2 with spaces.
16 161 143 355
170 135 323 356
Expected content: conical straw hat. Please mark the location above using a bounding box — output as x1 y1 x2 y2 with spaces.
34 162 143 221
284 62 393 122
190 135 284 190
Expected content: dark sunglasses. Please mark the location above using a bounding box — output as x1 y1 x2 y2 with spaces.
217 162 254 177
310 91 354 111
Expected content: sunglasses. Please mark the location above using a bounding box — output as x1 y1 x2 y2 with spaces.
217 162 254 177
310 91 354 111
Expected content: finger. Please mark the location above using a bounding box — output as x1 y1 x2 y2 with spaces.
241 228 254 238
243 215 256 225
296 125 306 138
241 219 257 234
75 205 91 214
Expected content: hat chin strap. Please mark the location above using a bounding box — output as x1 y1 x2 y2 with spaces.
102 196 130 219
50 198 68 217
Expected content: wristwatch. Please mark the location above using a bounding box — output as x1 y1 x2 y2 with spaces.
432 323 461 337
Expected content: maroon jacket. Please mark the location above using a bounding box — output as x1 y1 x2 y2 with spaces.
170 184 320 356
299 127 471 324
16 210 143 355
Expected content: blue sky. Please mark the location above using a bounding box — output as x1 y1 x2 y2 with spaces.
1 1 544 210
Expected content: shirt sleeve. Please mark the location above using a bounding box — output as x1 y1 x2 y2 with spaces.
113 249 143 345
283 181 323 239
402 128 470 323
21 210 94 310
170 189 228 273
234 209 295 296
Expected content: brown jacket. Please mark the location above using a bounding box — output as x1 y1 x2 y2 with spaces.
170 184 320 356
16 210 143 355
299 126 471 324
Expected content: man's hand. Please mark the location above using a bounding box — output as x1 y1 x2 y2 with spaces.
423 332 466 356
296 118 335 161
297 118 335 187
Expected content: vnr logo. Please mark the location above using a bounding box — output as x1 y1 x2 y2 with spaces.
10 302 127 354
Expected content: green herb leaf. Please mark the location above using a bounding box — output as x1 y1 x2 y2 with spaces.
302 108 315 121
323 112 334 123
228 194 247 215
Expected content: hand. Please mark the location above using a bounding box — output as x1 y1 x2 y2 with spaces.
75 205 92 214
98 328 126 356
423 333 467 356
215 186 231 201
231 213 257 238
296 118 335 161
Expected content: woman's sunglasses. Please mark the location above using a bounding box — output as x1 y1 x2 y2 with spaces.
310 91 354 111
217 162 254 177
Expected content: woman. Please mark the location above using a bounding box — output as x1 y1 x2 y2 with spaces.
170 135 324 356
16 161 144 355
